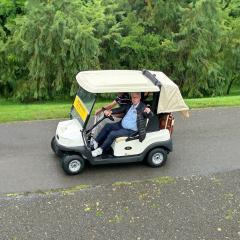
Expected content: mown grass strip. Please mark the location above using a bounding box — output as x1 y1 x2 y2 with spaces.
186 95 240 109
0 100 109 123
0 96 240 123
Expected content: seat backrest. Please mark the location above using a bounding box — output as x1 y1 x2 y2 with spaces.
115 115 160 143
146 115 160 133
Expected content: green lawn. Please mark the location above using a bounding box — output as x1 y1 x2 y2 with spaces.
0 99 109 123
185 95 240 108
0 95 240 123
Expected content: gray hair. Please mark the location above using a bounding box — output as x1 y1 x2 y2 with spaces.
131 92 141 98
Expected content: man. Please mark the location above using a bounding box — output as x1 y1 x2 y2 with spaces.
91 92 153 157
92 92 131 138
95 92 131 115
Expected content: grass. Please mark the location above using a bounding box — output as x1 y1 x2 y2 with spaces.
0 99 109 123
0 100 71 123
186 84 240 108
185 95 240 109
0 93 240 123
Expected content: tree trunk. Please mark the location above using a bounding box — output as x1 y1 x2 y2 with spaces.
226 78 235 95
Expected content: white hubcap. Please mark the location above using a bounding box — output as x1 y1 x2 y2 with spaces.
152 152 164 165
69 160 81 173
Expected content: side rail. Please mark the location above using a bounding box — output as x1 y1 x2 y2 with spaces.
142 69 162 87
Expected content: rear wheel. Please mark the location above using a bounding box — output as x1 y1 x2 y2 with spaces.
62 155 85 175
147 148 167 168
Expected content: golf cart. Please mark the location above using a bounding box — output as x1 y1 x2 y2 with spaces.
51 70 189 175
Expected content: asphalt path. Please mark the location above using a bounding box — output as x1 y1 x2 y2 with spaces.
0 107 240 194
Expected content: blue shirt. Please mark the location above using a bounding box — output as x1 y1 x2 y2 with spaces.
121 104 138 131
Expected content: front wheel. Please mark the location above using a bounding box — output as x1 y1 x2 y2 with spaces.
62 155 85 175
147 148 167 168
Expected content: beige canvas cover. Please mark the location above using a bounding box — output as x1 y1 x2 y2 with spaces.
151 71 189 116
76 70 189 116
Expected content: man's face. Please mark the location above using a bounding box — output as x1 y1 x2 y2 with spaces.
131 93 141 105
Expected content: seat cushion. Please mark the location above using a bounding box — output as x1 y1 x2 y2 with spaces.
115 136 128 143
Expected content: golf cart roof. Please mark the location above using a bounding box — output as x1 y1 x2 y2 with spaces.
76 70 189 115
76 70 160 93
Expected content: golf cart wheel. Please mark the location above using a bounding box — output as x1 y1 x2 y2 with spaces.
62 155 85 175
147 148 167 168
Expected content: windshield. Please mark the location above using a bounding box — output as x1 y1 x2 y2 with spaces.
71 87 96 127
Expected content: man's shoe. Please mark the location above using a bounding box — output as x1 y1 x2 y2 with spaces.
90 138 98 150
91 147 103 157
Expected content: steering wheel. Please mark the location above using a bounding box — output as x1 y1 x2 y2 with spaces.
107 115 115 121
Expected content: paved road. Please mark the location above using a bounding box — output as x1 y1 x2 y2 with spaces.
0 107 240 194
1 170 240 240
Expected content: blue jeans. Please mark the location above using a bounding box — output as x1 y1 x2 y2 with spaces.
95 122 135 151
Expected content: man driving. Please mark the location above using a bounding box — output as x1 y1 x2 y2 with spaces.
91 92 153 157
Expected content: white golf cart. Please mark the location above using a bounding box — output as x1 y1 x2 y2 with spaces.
51 70 189 175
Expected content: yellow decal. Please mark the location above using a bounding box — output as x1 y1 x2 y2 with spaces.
73 96 88 121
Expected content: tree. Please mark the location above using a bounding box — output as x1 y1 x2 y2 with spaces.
0 26 7 96
172 0 225 97
5 0 101 101
221 0 240 94
0 0 26 98
1 0 239 100
94 0 124 69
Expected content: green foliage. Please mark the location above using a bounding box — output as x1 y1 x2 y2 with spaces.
0 0 25 31
147 0 183 36
173 0 225 97
0 0 239 101
0 0 26 97
96 0 124 69
118 13 162 69
221 0 240 94
0 26 7 95
5 0 100 101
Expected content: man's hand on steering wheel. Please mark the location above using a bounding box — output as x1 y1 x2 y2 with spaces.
103 110 114 121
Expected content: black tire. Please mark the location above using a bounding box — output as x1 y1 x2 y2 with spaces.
147 148 167 168
62 155 85 175
51 136 64 157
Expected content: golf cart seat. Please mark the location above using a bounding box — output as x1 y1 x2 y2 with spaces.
114 115 152 144
114 114 161 144
115 131 139 143
115 136 128 143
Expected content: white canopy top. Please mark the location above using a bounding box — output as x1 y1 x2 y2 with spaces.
76 70 189 115
76 70 160 93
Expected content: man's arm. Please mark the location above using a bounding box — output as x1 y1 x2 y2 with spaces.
95 100 117 115
103 105 128 117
